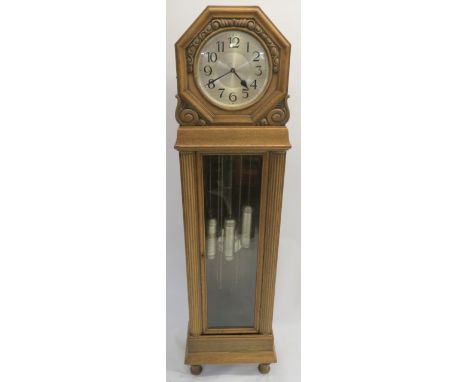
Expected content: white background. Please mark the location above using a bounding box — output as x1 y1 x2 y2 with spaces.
166 1 301 381
1 1 468 382
0 1 164 381
306 1 468 381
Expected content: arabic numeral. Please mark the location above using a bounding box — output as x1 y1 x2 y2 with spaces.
228 36 240 48
229 92 237 102
218 88 225 98
207 52 217 62
249 80 257 90
253 51 260 62
204 65 212 75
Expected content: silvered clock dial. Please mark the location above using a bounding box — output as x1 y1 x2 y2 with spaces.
195 30 271 110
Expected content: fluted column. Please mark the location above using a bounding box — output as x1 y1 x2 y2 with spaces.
259 152 287 334
179 152 203 336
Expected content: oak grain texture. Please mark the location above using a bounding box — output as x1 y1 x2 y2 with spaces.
174 126 291 152
179 152 203 336
186 349 276 365
187 334 274 353
259 152 287 334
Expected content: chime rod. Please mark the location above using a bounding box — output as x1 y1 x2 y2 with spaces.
228 155 233 218
217 155 222 289
238 156 242 222
209 156 212 213
247 156 252 204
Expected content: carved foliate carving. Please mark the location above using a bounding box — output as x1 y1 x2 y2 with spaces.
176 94 290 126
186 18 280 73
259 96 290 126
175 95 206 126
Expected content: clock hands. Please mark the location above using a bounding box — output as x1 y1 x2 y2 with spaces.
205 69 232 87
231 68 248 89
205 68 248 89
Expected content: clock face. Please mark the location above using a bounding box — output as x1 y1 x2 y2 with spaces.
195 30 271 110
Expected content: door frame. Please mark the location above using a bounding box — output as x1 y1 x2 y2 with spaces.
196 151 270 335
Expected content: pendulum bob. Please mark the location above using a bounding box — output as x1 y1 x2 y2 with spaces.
216 228 224 290
233 230 242 287
234 232 242 253
223 219 236 261
241 206 253 248
206 218 217 260
217 228 224 253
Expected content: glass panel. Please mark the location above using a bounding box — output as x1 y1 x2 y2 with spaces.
203 154 263 328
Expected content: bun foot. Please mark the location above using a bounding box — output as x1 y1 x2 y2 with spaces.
258 363 270 374
190 365 203 375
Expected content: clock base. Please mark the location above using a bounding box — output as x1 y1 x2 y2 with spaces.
184 331 277 368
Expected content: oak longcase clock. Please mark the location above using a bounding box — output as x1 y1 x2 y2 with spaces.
174 6 291 375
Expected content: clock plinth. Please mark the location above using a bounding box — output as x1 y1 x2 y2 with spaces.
174 6 291 375
185 331 277 367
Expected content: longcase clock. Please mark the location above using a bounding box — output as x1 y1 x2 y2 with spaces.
174 6 291 375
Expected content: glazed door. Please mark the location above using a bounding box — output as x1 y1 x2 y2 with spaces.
199 153 267 334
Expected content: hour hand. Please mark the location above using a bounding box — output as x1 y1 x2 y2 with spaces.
231 68 248 88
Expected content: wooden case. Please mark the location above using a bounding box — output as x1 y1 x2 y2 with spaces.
174 6 291 374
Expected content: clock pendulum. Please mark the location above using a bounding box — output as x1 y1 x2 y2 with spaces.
241 157 253 249
216 155 223 289
206 157 217 260
223 156 236 262
235 156 243 286
206 218 217 260
174 6 291 375
223 218 235 261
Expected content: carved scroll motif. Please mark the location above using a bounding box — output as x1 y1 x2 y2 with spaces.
175 96 206 126
186 18 280 73
259 96 290 126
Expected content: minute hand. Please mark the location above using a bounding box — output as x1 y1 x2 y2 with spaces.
205 70 232 87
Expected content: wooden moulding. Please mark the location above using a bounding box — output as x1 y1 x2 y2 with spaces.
174 126 291 152
185 333 277 365
179 152 203 336
259 152 287 334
